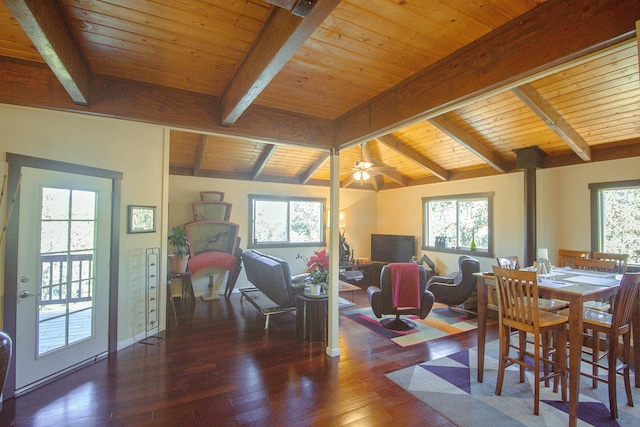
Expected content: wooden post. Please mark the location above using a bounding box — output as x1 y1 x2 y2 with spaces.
515 147 545 267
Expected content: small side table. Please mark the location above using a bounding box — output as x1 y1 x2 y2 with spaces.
169 271 195 300
296 295 328 342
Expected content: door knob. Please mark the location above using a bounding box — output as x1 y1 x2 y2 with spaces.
19 290 40 299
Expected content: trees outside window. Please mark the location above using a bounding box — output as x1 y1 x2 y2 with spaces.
590 180 640 264
249 195 326 248
423 192 493 257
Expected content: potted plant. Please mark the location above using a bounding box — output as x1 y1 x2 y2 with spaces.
306 249 329 295
168 225 190 274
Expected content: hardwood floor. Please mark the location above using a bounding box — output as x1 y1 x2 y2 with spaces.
0 288 498 426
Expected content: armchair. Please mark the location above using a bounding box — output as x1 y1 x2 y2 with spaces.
427 255 480 310
367 263 434 331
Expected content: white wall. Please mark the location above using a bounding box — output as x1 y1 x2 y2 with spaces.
0 104 168 348
537 157 640 262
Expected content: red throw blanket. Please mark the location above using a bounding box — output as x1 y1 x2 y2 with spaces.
390 263 420 309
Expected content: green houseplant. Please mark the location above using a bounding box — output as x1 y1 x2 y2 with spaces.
168 225 190 273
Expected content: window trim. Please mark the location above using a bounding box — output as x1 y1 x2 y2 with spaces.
248 194 326 249
589 179 640 255
422 192 494 258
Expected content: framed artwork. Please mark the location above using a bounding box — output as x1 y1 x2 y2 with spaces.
128 205 156 233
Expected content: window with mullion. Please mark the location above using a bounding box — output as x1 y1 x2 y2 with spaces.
423 192 493 257
249 195 326 248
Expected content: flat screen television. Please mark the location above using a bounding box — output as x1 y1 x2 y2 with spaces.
370 234 415 263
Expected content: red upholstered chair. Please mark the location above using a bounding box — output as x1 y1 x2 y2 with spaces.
367 263 434 331
184 220 242 298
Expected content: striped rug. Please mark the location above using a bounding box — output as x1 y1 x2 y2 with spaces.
341 302 480 347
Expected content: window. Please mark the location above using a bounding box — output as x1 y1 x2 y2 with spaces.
590 180 640 264
422 192 493 257
249 195 326 248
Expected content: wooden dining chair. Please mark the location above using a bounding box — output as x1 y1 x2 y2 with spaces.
591 252 628 274
579 272 640 418
570 258 617 312
574 257 618 273
492 266 568 416
496 256 568 385
557 249 590 268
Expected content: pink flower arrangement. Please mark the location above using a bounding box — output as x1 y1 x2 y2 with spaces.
307 249 329 271
307 249 329 284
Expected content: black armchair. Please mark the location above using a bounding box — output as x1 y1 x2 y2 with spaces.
427 255 480 310
367 263 434 331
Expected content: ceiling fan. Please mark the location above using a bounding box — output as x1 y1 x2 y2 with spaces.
350 143 396 185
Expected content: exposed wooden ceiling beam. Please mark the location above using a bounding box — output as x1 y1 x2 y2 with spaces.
378 169 410 187
300 152 329 184
428 116 509 173
0 61 335 149
376 135 451 181
512 84 591 161
251 144 277 179
341 174 356 188
264 0 318 17
220 0 340 126
371 174 384 192
193 135 209 176
4 0 90 105
335 0 640 147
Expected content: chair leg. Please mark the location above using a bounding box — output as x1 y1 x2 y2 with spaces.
557 325 567 402
530 332 539 416
519 330 526 383
623 333 634 408
592 330 600 389
542 330 550 387
495 324 508 396
608 333 619 419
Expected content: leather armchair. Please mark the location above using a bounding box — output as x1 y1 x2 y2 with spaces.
427 255 480 308
367 263 434 331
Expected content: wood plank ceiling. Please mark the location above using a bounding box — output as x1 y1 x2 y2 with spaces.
1 0 639 190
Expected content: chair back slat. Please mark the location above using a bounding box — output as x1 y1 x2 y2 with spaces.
558 249 589 268
574 258 617 273
612 273 640 329
592 252 628 274
493 267 539 330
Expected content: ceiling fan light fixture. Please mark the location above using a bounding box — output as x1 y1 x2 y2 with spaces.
355 160 373 169
353 170 369 181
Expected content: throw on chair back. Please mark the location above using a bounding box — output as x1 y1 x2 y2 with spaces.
367 263 434 331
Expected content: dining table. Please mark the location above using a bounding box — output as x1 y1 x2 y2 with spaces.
475 267 636 427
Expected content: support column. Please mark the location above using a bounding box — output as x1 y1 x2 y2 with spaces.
326 147 340 357
515 146 545 267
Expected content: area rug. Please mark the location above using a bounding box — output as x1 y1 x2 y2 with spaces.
341 303 480 347
386 338 640 426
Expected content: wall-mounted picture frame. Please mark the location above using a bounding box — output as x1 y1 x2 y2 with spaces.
128 205 156 234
